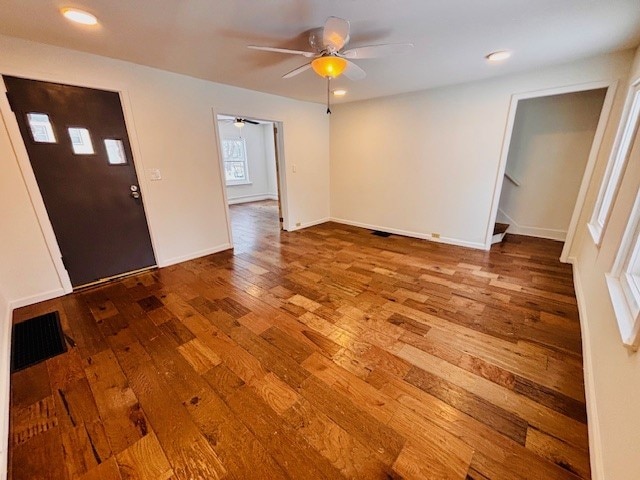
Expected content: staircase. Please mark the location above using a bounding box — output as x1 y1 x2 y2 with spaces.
492 223 509 245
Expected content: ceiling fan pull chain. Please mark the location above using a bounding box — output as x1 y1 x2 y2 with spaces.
326 77 332 115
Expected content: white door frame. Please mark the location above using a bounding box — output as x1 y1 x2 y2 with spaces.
0 71 161 297
211 110 289 249
484 80 618 262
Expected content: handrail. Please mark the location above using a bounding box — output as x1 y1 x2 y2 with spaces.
504 170 521 186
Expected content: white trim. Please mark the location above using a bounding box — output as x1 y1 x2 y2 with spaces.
496 209 567 241
9 288 66 310
588 77 640 247
330 217 486 250
286 217 330 232
0 301 11 480
0 70 162 293
605 186 640 350
228 194 278 205
273 123 291 231
157 243 232 268
211 111 235 249
571 261 605 480
484 80 618 261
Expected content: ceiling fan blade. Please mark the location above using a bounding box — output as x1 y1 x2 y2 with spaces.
282 63 312 79
323 17 350 51
343 60 366 81
243 119 260 125
342 43 414 59
248 45 316 58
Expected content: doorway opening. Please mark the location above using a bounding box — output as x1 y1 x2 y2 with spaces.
216 114 285 254
486 82 616 261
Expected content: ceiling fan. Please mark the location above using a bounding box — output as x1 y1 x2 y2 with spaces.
220 117 260 128
248 17 413 112
248 17 413 81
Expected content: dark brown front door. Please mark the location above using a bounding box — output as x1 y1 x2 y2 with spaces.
4 76 156 287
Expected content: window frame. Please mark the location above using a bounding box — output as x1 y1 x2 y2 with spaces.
606 186 640 350
589 78 640 245
222 136 251 186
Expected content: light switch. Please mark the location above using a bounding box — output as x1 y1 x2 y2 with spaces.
149 168 162 181
292 164 297 173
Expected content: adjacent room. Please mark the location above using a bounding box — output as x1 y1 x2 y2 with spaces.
1 1 640 479
217 114 284 253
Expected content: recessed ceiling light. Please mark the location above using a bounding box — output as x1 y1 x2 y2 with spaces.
61 8 98 26
333 89 347 96
486 50 511 62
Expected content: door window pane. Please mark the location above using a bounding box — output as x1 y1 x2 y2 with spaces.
104 139 127 165
26 113 56 143
68 127 94 154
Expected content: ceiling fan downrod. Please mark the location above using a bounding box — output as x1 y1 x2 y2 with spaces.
326 77 332 115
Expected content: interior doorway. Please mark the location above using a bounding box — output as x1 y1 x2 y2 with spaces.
215 114 285 254
486 82 616 261
4 76 156 288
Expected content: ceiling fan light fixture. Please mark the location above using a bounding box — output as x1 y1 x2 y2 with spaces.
61 7 98 25
234 118 245 128
333 89 347 96
486 50 511 62
311 56 347 79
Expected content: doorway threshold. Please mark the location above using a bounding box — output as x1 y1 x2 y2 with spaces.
73 265 157 292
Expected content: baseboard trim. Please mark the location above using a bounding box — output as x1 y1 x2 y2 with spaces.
227 194 278 205
329 217 486 250
9 288 66 310
285 217 330 232
158 243 233 268
572 262 605 480
497 209 567 241
0 301 11 480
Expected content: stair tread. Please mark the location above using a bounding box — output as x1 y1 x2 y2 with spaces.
493 223 509 235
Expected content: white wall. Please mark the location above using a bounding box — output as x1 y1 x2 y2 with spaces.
572 46 640 480
0 34 330 306
0 288 9 480
497 88 607 240
330 51 634 249
218 121 278 204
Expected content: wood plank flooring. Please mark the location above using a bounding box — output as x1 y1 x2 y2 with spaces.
9 200 590 479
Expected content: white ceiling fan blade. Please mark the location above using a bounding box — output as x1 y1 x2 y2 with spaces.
282 63 312 79
323 17 350 52
343 60 366 81
342 43 414 59
248 45 316 58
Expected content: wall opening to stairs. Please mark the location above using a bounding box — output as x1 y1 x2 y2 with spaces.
497 88 607 241
485 81 617 261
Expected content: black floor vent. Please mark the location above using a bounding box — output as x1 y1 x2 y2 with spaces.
11 311 67 373
372 230 392 237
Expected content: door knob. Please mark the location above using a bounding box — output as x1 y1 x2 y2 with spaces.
130 185 140 199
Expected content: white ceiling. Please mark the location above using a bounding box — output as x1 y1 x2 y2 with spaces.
1 1 639 104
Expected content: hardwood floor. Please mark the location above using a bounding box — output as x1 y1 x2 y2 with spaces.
9 200 590 479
